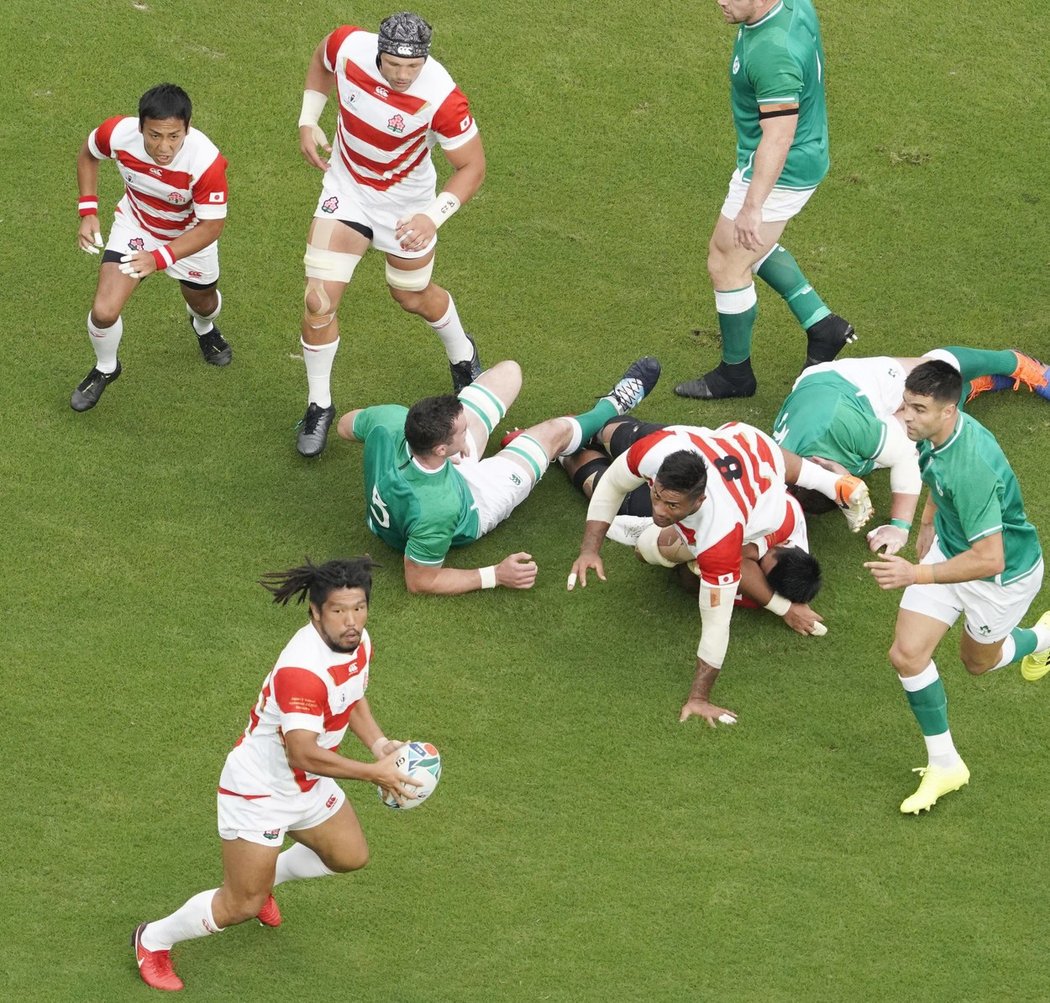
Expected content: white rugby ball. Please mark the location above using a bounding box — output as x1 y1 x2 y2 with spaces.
379 741 441 810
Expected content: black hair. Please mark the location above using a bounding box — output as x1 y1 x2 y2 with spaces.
904 360 962 404
139 83 192 128
654 450 707 497
788 484 839 516
260 557 378 608
766 546 822 603
405 395 463 453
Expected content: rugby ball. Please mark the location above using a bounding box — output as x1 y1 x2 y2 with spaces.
379 741 441 809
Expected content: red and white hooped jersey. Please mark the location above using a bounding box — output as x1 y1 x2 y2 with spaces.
625 423 792 587
219 623 372 798
323 26 478 201
88 117 228 241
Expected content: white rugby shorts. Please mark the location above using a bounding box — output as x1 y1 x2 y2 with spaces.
899 538 1044 644
453 430 537 537
217 775 346 847
313 174 436 258
720 168 817 223
107 212 220 284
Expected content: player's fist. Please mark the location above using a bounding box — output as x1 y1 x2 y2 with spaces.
496 552 538 589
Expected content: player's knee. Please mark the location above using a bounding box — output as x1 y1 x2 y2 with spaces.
225 889 271 925
888 638 928 676
388 284 424 312
386 259 434 309
303 282 337 330
90 305 121 329
960 649 996 676
326 843 369 873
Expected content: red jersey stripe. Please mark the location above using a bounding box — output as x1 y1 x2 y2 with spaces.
693 438 751 520
711 435 758 508
115 151 192 190
340 144 430 190
338 103 427 151
343 61 429 114
325 25 360 69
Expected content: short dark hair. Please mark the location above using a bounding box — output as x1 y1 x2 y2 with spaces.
405 395 463 454
139 83 192 127
766 546 822 603
905 360 962 404
654 450 707 497
788 484 839 516
260 557 378 608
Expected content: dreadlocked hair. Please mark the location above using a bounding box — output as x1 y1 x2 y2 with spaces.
260 556 379 608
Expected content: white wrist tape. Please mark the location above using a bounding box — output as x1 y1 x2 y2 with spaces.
370 736 389 758
479 565 497 589
764 593 792 616
298 89 328 127
423 192 461 229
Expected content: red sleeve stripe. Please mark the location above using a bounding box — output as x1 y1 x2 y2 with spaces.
272 666 328 717
92 116 125 158
324 26 359 71
625 430 674 477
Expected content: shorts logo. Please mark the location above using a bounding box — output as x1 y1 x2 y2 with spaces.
188 269 203 278
168 192 187 204
128 238 146 251
387 113 406 134
322 196 339 213
262 828 281 840
732 56 741 75
977 625 991 636
326 795 337 809
510 473 522 486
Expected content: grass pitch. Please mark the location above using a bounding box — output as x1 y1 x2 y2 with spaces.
4 1 1050 999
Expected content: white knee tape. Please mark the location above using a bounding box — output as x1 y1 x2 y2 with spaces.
458 383 506 435
636 524 678 568
304 246 362 283
501 432 550 482
386 258 434 291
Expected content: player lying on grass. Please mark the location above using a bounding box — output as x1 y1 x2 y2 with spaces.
71 83 231 412
336 357 661 595
862 362 1050 815
133 558 418 992
773 346 1050 556
567 419 872 728
558 417 824 637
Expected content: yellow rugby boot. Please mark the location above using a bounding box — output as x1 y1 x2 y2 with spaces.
1020 610 1050 681
900 760 970 815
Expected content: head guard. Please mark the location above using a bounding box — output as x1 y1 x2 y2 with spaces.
377 12 433 59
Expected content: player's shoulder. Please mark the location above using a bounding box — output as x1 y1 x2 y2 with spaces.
181 126 223 164
275 623 328 672
417 54 457 94
96 115 139 148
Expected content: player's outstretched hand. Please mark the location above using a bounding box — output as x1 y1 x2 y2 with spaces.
784 603 825 637
77 216 104 255
395 213 437 253
863 554 918 590
299 125 331 171
866 524 908 556
679 698 737 728
496 552 538 589
567 551 606 591
372 745 421 806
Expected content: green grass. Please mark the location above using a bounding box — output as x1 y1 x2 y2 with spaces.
4 1 1050 999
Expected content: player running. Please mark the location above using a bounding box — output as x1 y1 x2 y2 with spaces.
864 361 1050 814
337 358 661 595
71 84 231 411
132 558 418 992
294 12 487 456
773 347 1050 556
567 420 873 726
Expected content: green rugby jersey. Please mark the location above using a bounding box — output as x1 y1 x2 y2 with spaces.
918 413 1041 584
355 405 481 566
729 0 829 189
772 371 884 475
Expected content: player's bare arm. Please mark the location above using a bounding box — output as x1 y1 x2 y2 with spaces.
865 531 1005 590
916 496 937 559
679 657 737 728
345 697 402 759
298 39 336 171
283 728 419 803
395 135 486 252
75 140 104 253
404 553 538 595
118 217 225 279
734 109 797 251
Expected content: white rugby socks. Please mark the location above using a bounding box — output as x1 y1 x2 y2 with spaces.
87 313 122 374
141 889 223 951
302 336 339 408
